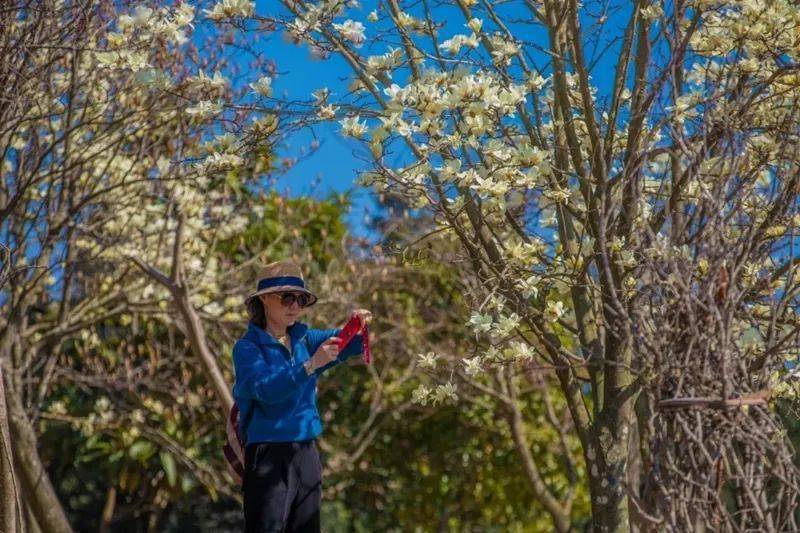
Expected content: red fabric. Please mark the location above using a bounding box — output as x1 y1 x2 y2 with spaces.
337 313 371 365
224 403 245 486
362 324 371 365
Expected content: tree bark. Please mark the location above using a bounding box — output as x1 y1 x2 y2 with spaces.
0 364 22 533
586 405 634 533
4 375 73 533
25 501 43 533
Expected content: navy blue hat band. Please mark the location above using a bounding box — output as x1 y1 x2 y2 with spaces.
257 276 305 291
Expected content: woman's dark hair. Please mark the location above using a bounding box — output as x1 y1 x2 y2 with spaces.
247 297 267 329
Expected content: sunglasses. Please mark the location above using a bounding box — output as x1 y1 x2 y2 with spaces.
273 292 311 308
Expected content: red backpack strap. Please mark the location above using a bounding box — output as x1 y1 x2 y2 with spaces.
223 403 248 486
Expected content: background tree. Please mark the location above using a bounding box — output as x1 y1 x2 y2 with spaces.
1 0 250 529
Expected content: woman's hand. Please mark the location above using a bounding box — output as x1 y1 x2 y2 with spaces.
309 336 340 372
353 308 373 326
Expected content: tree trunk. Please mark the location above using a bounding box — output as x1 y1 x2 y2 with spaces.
25 501 43 533
4 375 73 533
0 364 22 533
586 408 634 533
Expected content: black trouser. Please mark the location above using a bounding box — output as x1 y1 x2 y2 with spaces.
243 440 322 533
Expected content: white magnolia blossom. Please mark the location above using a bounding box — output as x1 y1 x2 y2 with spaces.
505 241 545 265
488 34 520 65
5 1 277 413
641 3 664 22
492 313 521 338
339 115 368 138
486 293 507 313
152 3 194 45
131 410 146 424
172 3 195 27
508 341 535 362
312 87 330 104
187 70 228 96
94 397 111 412
546 186 571 203
185 100 223 120
317 104 338 120
470 174 509 197
94 50 151 72
608 236 626 253
48 401 68 416
440 33 479 55
468 312 493 334
431 382 457 405
246 114 279 137
249 75 273 97
130 5 153 27
203 0 255 21
332 19 366 47
205 132 238 152
366 48 404 76
466 17 483 33
545 300 565 321
194 151 244 174
287 1 345 38
436 158 461 179
417 351 439 369
528 72 550 91
396 11 415 28
462 356 483 376
516 274 541 299
204 301 224 316
76 4 253 322
483 345 501 362
411 384 431 405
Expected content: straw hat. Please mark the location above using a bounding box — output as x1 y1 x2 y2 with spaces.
244 259 319 306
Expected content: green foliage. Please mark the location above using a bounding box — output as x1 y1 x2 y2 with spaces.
217 189 350 270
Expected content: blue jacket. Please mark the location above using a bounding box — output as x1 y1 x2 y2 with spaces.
232 320 364 444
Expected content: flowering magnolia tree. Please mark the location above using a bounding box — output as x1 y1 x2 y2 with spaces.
0 1 278 530
197 0 800 530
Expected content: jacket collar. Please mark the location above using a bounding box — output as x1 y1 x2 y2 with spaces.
246 320 309 349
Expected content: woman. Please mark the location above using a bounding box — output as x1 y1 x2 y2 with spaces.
232 259 372 533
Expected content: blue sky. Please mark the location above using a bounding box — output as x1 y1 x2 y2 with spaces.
242 9 383 238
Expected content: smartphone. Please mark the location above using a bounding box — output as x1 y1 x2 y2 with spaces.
336 313 371 365
336 313 363 354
